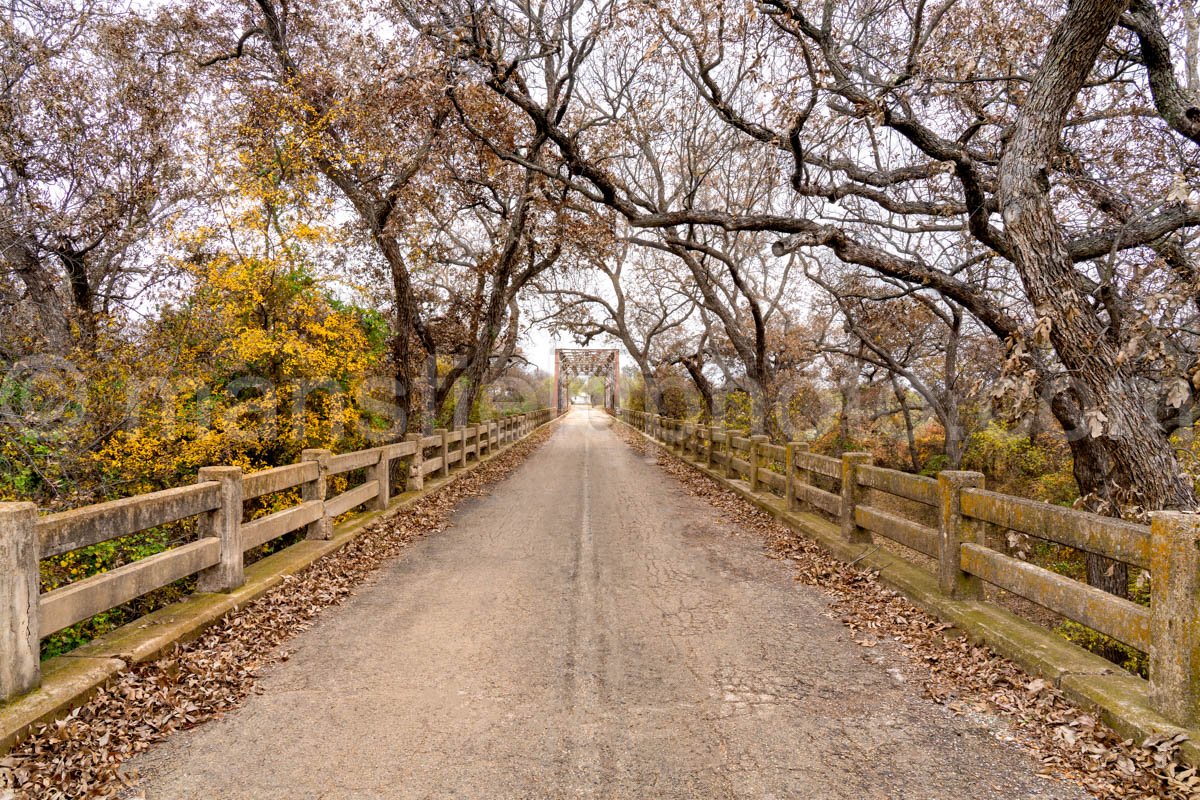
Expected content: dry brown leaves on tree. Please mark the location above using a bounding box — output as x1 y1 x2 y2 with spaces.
0 428 555 800
612 424 1200 800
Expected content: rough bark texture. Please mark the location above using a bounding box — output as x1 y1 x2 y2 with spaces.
998 0 1198 594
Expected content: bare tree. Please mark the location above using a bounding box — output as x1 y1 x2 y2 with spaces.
428 0 1200 595
1 0 191 352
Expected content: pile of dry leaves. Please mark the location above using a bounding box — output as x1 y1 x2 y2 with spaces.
615 425 1199 800
0 428 554 800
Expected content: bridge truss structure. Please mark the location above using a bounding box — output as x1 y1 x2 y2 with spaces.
553 348 620 415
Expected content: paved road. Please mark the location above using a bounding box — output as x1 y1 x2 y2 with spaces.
130 408 1083 799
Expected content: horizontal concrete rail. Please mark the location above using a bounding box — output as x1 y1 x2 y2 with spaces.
37 482 221 559
961 488 1151 569
855 505 938 558
0 408 558 708
242 501 324 551
794 451 841 479
243 462 319 501
795 482 842 516
614 407 1200 736
40 539 221 636
381 440 418 460
960 543 1151 651
759 469 786 493
857 465 937 506
327 448 382 476
325 480 379 518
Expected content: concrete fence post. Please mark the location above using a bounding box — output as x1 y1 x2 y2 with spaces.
437 428 450 478
196 466 244 592
370 449 390 512
749 435 768 493
301 448 332 540
936 471 985 600
839 452 873 544
0 502 39 701
456 426 467 466
784 442 800 511
707 426 719 468
406 433 424 491
1150 512 1200 726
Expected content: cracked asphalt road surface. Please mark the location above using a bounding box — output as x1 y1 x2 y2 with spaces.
128 408 1086 799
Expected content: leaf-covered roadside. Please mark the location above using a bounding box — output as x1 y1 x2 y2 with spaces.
0 427 555 800
613 424 1199 800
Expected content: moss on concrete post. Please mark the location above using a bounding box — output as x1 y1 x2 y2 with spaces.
707 426 719 468
785 442 803 511
196 466 244 593
406 433 424 491
725 432 737 479
301 449 332 540
0 502 39 701
1150 512 1200 726
936 471 985 600
370 449 390 512
749 435 769 493
839 452 873 545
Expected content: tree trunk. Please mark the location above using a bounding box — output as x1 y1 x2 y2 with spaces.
643 370 665 414
944 394 965 470
997 0 1197 598
894 380 921 472
679 356 715 422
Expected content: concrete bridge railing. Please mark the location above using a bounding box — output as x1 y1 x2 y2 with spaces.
0 408 557 704
618 408 1200 738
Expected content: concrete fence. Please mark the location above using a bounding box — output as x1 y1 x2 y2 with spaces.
0 408 557 703
618 409 1200 732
